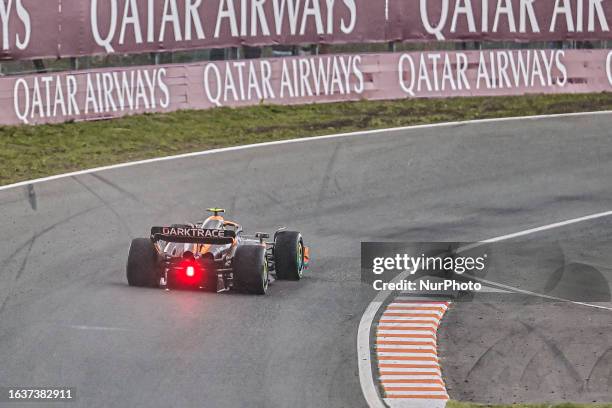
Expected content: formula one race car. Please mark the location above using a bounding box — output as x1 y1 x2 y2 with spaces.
126 208 309 294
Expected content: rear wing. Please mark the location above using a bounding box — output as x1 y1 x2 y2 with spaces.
150 226 236 245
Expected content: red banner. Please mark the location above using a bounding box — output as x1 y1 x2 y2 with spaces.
1 49 611 125
0 0 611 60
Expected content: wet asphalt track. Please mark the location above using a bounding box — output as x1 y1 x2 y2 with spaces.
1 113 612 407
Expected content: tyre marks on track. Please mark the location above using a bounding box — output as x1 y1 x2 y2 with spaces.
375 300 450 407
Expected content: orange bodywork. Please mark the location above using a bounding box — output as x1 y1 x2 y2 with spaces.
197 244 212 254
303 246 310 267
193 216 239 254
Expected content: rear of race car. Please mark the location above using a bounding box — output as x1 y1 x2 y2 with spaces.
127 222 310 295
125 226 237 291
163 249 221 291
152 226 236 291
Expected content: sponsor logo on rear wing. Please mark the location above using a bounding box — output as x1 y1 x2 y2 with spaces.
151 226 236 244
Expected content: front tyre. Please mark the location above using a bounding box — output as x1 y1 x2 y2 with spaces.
233 245 269 295
274 231 304 281
127 238 160 287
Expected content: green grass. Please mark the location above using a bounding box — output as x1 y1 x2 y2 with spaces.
1 92 612 186
447 401 612 408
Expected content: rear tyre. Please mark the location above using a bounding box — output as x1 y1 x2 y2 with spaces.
233 245 269 295
274 231 304 281
127 238 160 287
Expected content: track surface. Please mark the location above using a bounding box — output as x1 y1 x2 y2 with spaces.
1 113 612 407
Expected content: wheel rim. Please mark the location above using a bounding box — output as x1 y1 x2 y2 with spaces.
262 258 269 291
297 242 304 278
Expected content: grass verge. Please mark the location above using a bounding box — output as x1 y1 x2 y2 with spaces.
1 93 612 186
447 402 612 408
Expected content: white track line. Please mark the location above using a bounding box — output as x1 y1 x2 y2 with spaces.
456 210 612 312
457 210 612 253
359 271 414 408
1 110 610 192
462 274 612 312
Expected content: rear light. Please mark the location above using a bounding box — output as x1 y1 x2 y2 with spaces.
177 259 201 285
186 265 195 277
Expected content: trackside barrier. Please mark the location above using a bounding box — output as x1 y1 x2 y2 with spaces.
2 0 612 60
3 49 612 126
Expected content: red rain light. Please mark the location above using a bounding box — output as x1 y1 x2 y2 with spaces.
177 259 201 285
186 266 195 277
